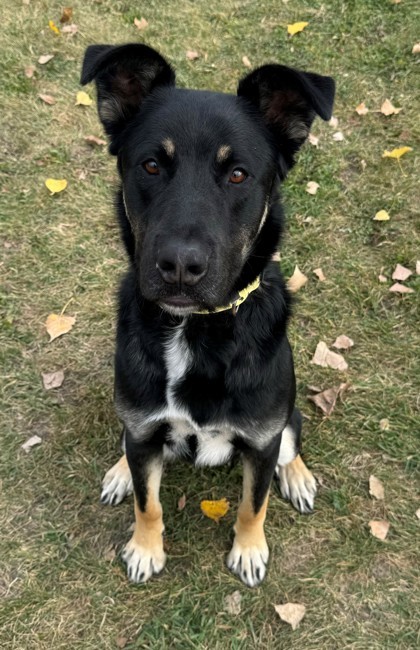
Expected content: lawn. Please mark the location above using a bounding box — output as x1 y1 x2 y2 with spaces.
1 0 419 648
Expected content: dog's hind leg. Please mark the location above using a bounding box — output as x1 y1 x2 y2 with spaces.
100 454 133 506
274 408 317 514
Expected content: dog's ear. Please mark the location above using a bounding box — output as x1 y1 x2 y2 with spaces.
81 43 175 153
238 65 335 175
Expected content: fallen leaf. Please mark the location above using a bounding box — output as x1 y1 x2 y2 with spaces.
42 370 65 390
308 133 319 147
369 520 389 541
274 603 306 630
84 135 107 146
416 508 420 520
61 24 78 35
412 43 420 54
287 22 309 36
379 418 390 431
332 334 354 350
374 210 390 221
306 181 320 195
308 383 348 416
78 170 87 181
38 54 54 65
186 50 200 61
329 116 338 128
307 384 322 393
45 313 76 341
355 102 369 115
382 146 412 160
25 65 36 78
76 91 93 106
21 435 42 453
177 494 186 511
287 266 308 293
38 94 56 105
242 55 252 68
60 7 73 23
361 159 367 170
311 341 348 371
332 131 344 141
380 99 402 116
313 267 326 281
369 475 385 500
224 590 242 615
389 283 414 294
378 274 387 283
200 498 229 522
48 20 60 35
102 545 116 561
115 636 128 649
45 178 67 194
392 263 412 281
271 252 281 262
134 17 148 30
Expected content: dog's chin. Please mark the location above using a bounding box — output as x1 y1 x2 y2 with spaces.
158 296 201 317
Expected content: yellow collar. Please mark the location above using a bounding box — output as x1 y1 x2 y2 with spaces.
193 276 261 315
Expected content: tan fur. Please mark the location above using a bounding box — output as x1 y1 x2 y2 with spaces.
162 137 175 157
127 459 164 553
216 144 231 163
283 453 313 485
233 458 268 548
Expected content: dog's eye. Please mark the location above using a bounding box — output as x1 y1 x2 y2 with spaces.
229 168 247 184
143 160 160 175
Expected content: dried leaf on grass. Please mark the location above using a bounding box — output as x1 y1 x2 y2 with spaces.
200 498 229 522
60 7 73 23
308 133 319 146
21 435 42 453
186 50 200 61
242 55 251 68
38 94 56 105
311 341 348 371
84 135 107 146
374 210 390 221
415 509 420 520
76 91 93 106
329 116 338 128
38 54 54 65
382 146 412 160
355 102 369 115
369 475 384 500
45 178 67 194
378 274 387 283
177 494 186 511
306 181 319 195
115 636 128 649
380 99 402 116
416 261 420 275
313 267 326 281
42 370 64 390
45 313 76 341
413 43 420 54
62 24 78 35
274 603 306 630
379 418 390 431
332 131 344 141
287 266 308 293
287 22 309 36
134 17 148 30
389 283 414 294
224 590 242 615
308 383 349 416
25 65 36 78
392 263 412 281
369 520 389 541
332 334 354 350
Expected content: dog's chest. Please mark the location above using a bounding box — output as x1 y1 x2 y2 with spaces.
161 322 235 466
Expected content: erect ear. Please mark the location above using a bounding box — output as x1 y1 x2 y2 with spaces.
238 64 335 175
81 43 175 154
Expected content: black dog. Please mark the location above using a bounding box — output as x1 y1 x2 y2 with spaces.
81 43 334 587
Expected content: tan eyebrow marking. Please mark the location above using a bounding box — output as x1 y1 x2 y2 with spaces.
162 138 175 157
216 144 232 163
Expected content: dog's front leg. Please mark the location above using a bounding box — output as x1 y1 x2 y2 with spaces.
227 435 281 587
122 427 166 584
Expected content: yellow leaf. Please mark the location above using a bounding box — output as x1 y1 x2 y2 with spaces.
48 20 60 35
380 99 402 116
382 146 412 160
355 102 369 115
76 91 93 106
200 498 229 522
287 21 309 36
373 210 390 221
45 313 76 341
45 178 68 194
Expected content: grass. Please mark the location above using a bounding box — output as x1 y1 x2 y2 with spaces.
1 0 419 648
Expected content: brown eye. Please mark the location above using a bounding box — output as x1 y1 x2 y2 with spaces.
143 160 160 175
229 168 247 184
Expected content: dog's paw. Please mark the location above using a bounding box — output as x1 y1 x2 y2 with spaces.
100 455 133 506
122 537 166 584
275 455 316 514
227 538 269 588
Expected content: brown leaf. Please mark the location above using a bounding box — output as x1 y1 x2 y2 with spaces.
186 50 200 61
42 370 65 390
21 435 42 453
313 267 326 281
380 99 402 116
332 131 344 142
102 545 116 562
391 263 412 281
177 494 186 511
274 603 306 630
308 383 348 416
389 283 414 294
306 181 319 195
38 94 56 105
378 274 387 283
25 65 36 78
311 341 348 371
379 418 390 431
332 334 354 350
84 135 107 147
60 7 73 23
242 55 251 68
329 116 338 128
45 313 76 341
224 590 242 615
355 102 369 115
413 43 420 54
287 266 308 293
369 475 384 500
307 384 322 393
308 133 319 147
116 637 128 649
38 54 54 65
416 508 420 520
416 261 420 275
369 520 389 541
61 24 78 35
134 17 148 30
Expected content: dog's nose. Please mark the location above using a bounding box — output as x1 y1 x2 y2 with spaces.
157 241 208 286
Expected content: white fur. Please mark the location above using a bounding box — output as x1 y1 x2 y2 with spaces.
277 425 297 466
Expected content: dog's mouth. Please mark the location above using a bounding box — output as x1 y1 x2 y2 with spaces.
159 295 200 316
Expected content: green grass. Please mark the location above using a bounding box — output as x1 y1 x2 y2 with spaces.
1 0 419 648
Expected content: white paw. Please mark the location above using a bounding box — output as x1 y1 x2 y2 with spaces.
122 538 166 583
100 458 133 506
227 539 269 588
275 459 317 514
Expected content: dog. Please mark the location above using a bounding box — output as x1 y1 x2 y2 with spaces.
80 43 335 587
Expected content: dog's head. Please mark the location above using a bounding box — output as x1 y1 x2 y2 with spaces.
81 44 334 315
